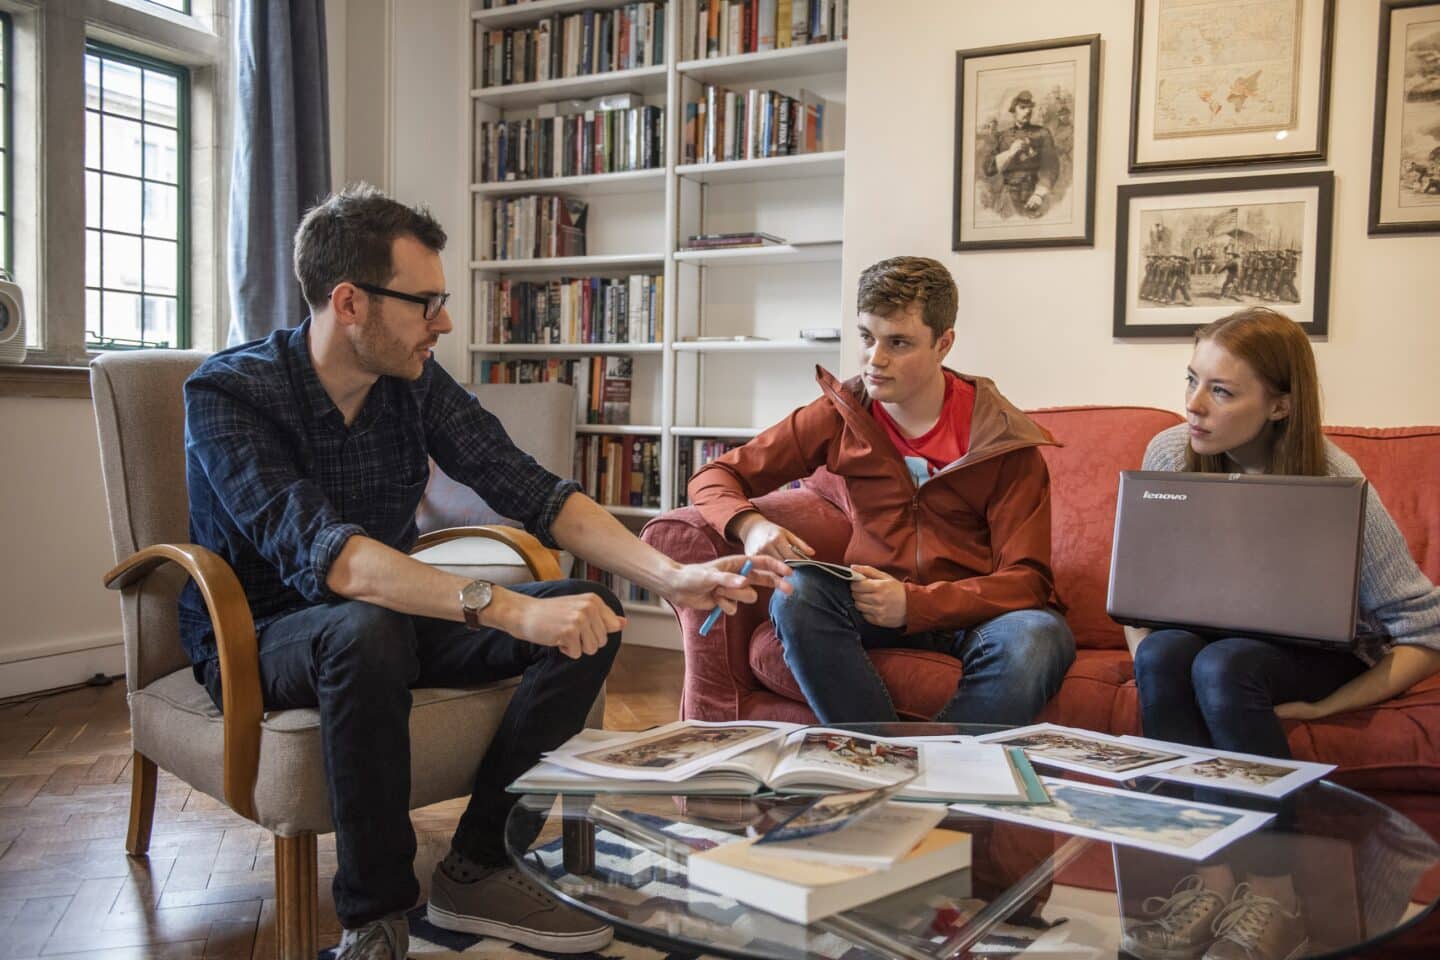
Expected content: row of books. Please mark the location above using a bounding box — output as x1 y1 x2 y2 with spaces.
473 195 588 262
476 354 632 425
473 3 666 89
576 433 662 508
684 86 833 164
572 559 656 605
674 437 743 505
474 274 664 346
474 105 665 183
681 0 849 61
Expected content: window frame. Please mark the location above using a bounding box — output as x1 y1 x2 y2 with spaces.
83 38 191 351
1 10 13 275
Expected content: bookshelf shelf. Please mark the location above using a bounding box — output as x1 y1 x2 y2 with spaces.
576 423 663 435
468 342 664 354
675 150 845 184
677 40 847 85
672 338 838 353
469 254 666 273
623 602 672 616
470 65 668 109
472 0 646 28
471 169 666 197
673 241 842 266
670 426 763 439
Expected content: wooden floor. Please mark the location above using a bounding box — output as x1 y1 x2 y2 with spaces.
0 646 685 960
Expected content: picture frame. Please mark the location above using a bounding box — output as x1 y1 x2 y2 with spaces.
1128 0 1335 171
952 34 1100 251
1368 0 1440 235
1113 171 1334 339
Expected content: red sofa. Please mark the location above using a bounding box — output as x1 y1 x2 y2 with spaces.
641 405 1440 950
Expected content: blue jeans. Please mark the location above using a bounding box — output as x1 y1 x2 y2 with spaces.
201 579 621 929
1133 629 1366 758
768 567 1075 724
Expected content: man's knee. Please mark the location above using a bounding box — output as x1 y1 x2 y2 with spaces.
322 602 419 680
994 609 1075 680
770 567 847 627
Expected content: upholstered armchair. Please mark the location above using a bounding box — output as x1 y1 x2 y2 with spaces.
90 352 590 959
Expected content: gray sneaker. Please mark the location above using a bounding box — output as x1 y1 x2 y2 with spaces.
427 863 613 954
1204 883 1309 960
336 914 408 960
1121 874 1227 960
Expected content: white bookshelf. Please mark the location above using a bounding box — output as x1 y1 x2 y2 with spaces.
466 0 847 546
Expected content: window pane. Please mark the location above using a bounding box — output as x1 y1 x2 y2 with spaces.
86 171 102 228
86 289 102 339
143 125 178 184
143 297 178 346
85 55 102 111
143 182 177 239
144 0 188 12
85 111 101 169
102 291 144 343
102 233 144 292
144 238 178 295
101 59 143 119
87 229 101 288
102 115 143 177
102 174 143 234
144 71 179 128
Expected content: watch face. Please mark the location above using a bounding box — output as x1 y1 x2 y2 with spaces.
462 580 492 610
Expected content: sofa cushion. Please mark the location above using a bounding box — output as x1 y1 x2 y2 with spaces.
1285 672 1440 793
1037 650 1140 735
1325 426 1440 582
1027 406 1183 651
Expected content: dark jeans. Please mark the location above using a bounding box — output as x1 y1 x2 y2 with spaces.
768 567 1075 724
201 579 621 928
1133 629 1366 758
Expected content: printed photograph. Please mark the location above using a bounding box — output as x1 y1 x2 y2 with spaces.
986 728 1186 775
1397 10 1440 208
577 724 775 773
953 779 1273 860
1152 0 1302 138
755 783 904 845
793 733 920 780
1164 756 1294 786
1137 201 1305 308
1121 736 1336 797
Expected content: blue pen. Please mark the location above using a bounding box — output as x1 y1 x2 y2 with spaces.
698 559 752 636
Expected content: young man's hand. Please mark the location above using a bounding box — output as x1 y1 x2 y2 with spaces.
662 555 794 613
849 565 907 628
491 587 625 660
732 511 815 562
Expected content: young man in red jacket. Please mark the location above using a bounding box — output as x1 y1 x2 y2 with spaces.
688 256 1074 723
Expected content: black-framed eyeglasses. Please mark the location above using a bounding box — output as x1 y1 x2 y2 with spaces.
350 282 450 321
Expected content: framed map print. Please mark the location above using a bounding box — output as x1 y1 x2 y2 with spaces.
1368 0 1440 235
1129 0 1335 171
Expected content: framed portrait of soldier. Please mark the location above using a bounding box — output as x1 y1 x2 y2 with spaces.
1368 0 1440 235
1113 172 1334 338
1129 0 1335 171
952 34 1100 251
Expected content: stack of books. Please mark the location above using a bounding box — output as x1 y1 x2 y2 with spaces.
474 103 665 182
682 231 786 250
685 86 835 163
473 195 588 261
682 0 850 60
473 3 666 88
474 274 663 345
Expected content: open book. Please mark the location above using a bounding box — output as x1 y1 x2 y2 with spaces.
786 558 865 581
511 721 1049 804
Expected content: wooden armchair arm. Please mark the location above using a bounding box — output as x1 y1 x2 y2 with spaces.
412 525 563 581
104 544 262 822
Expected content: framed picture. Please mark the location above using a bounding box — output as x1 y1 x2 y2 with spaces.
1368 0 1440 235
1113 171 1334 338
1128 0 1335 171
952 34 1100 251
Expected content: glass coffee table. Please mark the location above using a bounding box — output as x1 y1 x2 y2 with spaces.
504 723 1440 959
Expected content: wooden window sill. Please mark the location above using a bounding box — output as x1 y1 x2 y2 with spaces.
0 364 92 399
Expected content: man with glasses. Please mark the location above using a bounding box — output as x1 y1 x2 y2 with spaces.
181 185 789 960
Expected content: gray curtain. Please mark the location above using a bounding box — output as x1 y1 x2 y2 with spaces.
228 0 331 344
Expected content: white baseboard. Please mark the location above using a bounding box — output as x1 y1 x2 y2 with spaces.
0 637 126 700
622 617 683 651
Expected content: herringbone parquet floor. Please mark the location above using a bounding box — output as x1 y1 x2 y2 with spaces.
0 646 685 960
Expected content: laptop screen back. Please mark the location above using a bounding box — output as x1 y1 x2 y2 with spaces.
1107 471 1366 648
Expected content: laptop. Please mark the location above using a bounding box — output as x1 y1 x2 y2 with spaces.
1107 471 1367 649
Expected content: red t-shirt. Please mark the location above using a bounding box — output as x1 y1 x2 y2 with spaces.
871 373 976 483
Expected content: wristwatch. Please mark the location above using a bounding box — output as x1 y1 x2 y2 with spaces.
460 579 494 629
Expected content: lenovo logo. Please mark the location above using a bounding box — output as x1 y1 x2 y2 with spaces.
1142 491 1188 501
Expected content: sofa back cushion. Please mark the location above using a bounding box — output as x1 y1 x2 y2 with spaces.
1026 406 1184 650
1325 426 1440 583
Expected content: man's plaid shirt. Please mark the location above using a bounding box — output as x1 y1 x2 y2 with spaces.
178 320 579 670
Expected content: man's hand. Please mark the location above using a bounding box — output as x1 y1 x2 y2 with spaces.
492 587 625 660
850 564 907 628
731 511 815 563
1274 699 1330 721
662 554 794 614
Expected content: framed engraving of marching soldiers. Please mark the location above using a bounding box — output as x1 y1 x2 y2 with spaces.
1129 0 1335 171
1113 172 1335 338
952 34 1100 251
1368 0 1440 235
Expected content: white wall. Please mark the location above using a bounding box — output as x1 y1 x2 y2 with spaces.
840 0 1440 426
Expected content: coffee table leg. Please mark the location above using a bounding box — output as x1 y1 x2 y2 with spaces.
562 795 596 875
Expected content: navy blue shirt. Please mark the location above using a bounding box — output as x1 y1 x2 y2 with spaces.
179 320 580 669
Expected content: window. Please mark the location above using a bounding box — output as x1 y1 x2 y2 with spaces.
84 43 189 350
1 12 12 274
145 0 191 11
